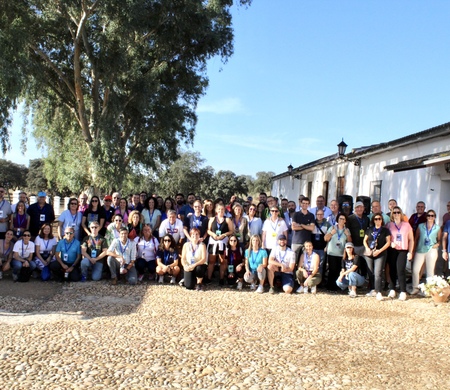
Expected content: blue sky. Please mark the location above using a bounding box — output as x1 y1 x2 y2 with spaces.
4 0 450 177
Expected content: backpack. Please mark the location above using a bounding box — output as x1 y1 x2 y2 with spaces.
17 266 32 282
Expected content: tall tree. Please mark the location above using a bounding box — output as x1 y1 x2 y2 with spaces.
0 159 28 191
0 0 251 190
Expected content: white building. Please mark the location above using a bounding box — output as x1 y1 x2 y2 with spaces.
271 122 450 219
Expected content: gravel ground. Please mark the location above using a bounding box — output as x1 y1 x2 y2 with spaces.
0 278 449 389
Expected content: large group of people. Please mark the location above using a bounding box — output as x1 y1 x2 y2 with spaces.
1 186 449 300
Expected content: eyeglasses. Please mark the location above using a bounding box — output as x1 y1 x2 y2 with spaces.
338 217 346 220
392 211 401 214
374 218 382 221
70 203 78 206
65 232 74 235
163 239 171 242
23 234 31 237
427 214 435 218
271 210 279 213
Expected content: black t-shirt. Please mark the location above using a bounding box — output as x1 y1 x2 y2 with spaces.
341 255 362 275
292 211 315 245
365 226 390 251
346 214 370 246
183 214 207 237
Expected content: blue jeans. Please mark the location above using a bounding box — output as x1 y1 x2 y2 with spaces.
336 271 365 290
81 258 103 281
12 259 37 275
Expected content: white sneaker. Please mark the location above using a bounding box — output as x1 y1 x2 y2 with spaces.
311 286 317 294
178 278 184 286
250 283 256 290
237 281 243 290
303 286 309 294
376 292 383 301
158 275 164 284
398 292 407 301
388 289 396 299
12 273 18 282
366 290 376 297
349 290 356 298
256 285 264 293
170 276 176 284
296 286 304 294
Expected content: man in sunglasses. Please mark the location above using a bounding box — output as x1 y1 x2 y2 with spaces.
80 221 109 281
27 191 55 238
51 227 82 282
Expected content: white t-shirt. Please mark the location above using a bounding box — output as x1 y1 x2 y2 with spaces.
34 236 58 253
13 240 35 258
262 219 288 249
269 246 296 274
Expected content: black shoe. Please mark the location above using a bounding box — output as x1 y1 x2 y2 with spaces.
219 279 224 286
204 277 212 285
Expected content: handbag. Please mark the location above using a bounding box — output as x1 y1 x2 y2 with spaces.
41 265 51 281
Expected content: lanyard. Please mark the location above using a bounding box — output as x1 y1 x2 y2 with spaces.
337 228 344 241
426 223 435 240
372 227 381 241
169 222 176 234
277 248 287 264
17 213 26 228
356 216 365 230
119 240 129 255
304 252 312 271
234 218 241 229
3 240 12 256
270 218 278 232
22 241 30 257
249 249 260 269
164 250 171 265
193 215 202 227
394 222 402 232
0 200 5 210
71 212 78 224
90 236 100 248
43 239 50 251
64 239 74 253
190 243 198 258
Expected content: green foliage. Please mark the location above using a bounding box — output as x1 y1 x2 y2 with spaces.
0 0 251 189
252 171 275 194
0 159 28 190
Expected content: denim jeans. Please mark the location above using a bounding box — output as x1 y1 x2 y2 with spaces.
107 256 137 285
81 258 103 281
12 259 37 275
365 252 387 292
336 271 365 290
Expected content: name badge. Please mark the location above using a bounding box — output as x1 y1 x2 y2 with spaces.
359 229 364 238
315 234 320 241
0 210 3 218
396 234 402 241
336 241 341 248
215 230 221 235
40 214 46 222
63 254 69 262
370 241 376 249
272 232 277 237
91 249 97 258
228 265 234 273
424 238 430 246
190 257 196 265
16 228 21 236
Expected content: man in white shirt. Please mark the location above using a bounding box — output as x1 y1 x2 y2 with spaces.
267 235 296 294
309 195 332 219
159 210 185 244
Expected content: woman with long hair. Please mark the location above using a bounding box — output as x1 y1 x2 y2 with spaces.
82 196 106 237
226 234 245 289
135 224 160 282
114 198 131 225
142 196 162 237
34 223 58 272
156 234 180 284
127 210 144 240
231 203 249 250
244 234 267 293
161 197 176 222
10 201 30 240
181 228 207 291
337 242 366 297
0 229 14 277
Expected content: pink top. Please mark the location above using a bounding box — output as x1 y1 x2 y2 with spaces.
386 221 412 251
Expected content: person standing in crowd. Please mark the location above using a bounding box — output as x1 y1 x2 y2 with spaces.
311 209 330 277
296 241 321 294
369 200 390 225
262 206 288 254
206 203 233 285
346 201 370 256
291 197 315 263
78 193 89 214
139 192 148 209
127 210 143 240
27 191 55 238
386 206 414 301
442 201 450 227
115 198 131 225
80 221 108 282
363 213 391 300
81 196 106 238
159 210 185 245
231 203 248 250
11 192 28 213
327 199 340 227
101 195 115 234
245 203 263 239
267 234 296 294
175 193 185 218
12 230 36 281
10 200 30 240
409 201 427 235
58 198 83 241
107 227 137 285
324 213 352 291
183 200 208 242
410 210 441 295
309 195 332 219
111 192 121 210
34 224 57 275
142 196 161 237
161 198 176 222
442 216 450 277
130 193 143 212
51 226 81 282
180 193 196 221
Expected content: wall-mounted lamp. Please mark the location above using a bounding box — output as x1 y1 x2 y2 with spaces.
288 164 302 180
337 138 360 166
445 162 450 173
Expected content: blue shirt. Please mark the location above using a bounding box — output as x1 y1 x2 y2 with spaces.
56 238 81 265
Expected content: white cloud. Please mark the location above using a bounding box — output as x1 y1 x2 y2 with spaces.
197 97 245 114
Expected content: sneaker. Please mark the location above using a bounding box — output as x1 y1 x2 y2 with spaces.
195 284 201 291
179 278 185 286
237 281 243 290
256 285 264 293
111 278 117 286
170 276 176 284
80 275 86 282
138 274 144 282
398 292 407 301
250 283 256 290
269 287 275 294
388 290 396 299
376 292 383 301
158 275 164 284
304 286 309 294
311 286 317 294
296 286 304 293
349 290 356 298
366 289 376 297
198 284 205 292
203 277 212 285
12 273 18 282
410 288 420 295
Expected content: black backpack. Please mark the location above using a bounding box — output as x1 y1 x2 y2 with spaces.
17 266 32 282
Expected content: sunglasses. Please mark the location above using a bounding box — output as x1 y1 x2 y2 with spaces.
70 203 78 206
271 210 279 213
65 232 74 235
23 234 31 237
427 214 435 217
163 239 171 242
393 211 401 214
374 218 382 221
